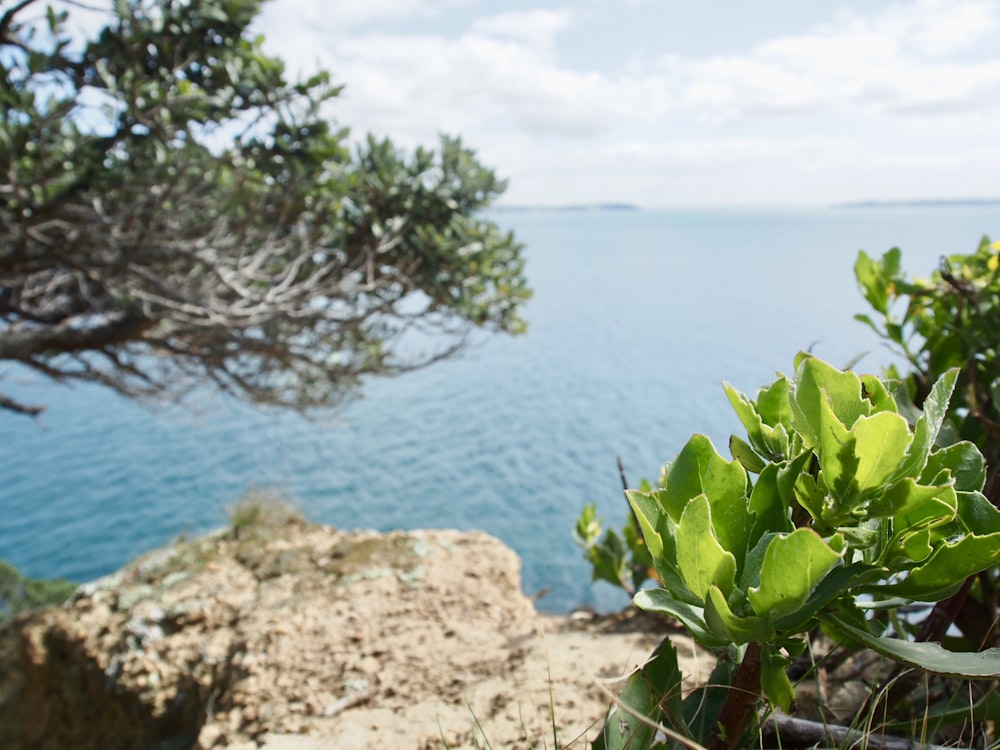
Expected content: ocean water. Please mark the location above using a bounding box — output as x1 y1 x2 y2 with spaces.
2 206 998 613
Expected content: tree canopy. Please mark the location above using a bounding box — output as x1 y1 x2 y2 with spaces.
0 0 530 416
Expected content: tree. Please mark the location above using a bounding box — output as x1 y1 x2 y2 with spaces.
0 0 530 416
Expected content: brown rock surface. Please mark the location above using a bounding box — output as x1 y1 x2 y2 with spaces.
0 517 707 749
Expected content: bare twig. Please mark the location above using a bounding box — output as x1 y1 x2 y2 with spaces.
760 713 947 750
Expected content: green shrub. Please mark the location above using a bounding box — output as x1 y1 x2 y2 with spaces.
226 488 305 540
856 237 1000 650
586 355 1000 749
0 559 76 623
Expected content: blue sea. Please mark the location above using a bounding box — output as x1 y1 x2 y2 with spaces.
2 206 998 613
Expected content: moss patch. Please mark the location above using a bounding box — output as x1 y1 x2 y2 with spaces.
318 536 422 586
0 559 77 623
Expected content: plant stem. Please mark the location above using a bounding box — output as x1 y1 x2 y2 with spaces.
707 642 762 750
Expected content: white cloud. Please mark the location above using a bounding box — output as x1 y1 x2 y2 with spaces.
265 0 471 29
866 0 1000 55
317 22 670 141
664 0 1000 123
471 8 575 50
254 0 1000 206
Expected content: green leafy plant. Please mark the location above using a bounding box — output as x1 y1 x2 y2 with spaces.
594 354 1000 750
855 236 1000 478
574 498 655 596
855 237 1000 654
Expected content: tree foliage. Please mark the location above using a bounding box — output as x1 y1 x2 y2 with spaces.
0 0 530 415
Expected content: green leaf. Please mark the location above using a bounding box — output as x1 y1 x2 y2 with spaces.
823 613 1000 679
705 585 772 644
849 411 913 493
772 562 884 633
676 494 738 601
897 368 959 479
837 524 880 549
747 465 793 551
889 379 924 429
868 478 955 518
886 494 958 564
760 645 795 712
756 375 793 431
725 376 793 460
748 529 844 621
777 451 812 503
660 435 752 568
956 491 1000 535
881 492 958 568
583 529 629 589
900 528 935 564
739 532 776 593
725 382 768 457
730 434 765 474
660 435 747 523
921 442 986 493
793 471 827 525
879 532 1000 601
628 490 698 604
792 356 871 448
794 379 862 514
574 503 602 545
855 248 901 315
854 313 884 338
860 373 897 414
634 589 730 649
627 489 665 561
593 637 687 750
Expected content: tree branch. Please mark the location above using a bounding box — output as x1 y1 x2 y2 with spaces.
0 0 39 45
0 389 43 416
708 642 762 750
0 312 155 360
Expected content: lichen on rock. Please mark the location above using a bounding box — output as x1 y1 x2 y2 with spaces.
0 521 703 749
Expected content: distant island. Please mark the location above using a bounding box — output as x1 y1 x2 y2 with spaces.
837 198 1000 209
492 203 640 212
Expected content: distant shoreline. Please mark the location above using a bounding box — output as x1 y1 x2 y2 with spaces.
491 203 640 212
837 198 1000 209
493 199 999 212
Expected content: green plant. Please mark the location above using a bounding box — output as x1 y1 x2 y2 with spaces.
574 499 655 596
0 559 76 623
855 237 1000 482
226 489 303 540
593 354 1000 750
855 237 1000 672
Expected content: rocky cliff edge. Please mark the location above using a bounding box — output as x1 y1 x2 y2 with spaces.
0 514 705 749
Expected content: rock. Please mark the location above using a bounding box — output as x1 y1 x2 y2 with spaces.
0 520 706 749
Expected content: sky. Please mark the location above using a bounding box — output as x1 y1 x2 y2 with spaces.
251 0 1000 208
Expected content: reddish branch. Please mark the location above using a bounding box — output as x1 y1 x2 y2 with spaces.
708 642 763 750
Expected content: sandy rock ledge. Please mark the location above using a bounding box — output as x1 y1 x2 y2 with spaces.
0 519 706 749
